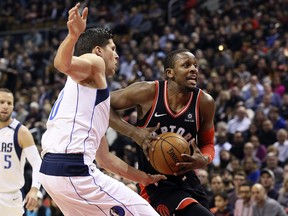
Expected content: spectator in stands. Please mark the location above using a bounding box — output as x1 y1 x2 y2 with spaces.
268 106 286 130
265 152 284 192
230 131 246 160
273 129 288 166
208 173 225 209
196 169 213 197
258 119 277 147
211 191 233 216
234 182 254 216
277 176 288 214
227 106 251 136
243 157 261 184
213 131 232 168
259 168 279 200
251 183 286 216
227 170 247 210
249 135 267 163
279 93 288 120
242 142 261 167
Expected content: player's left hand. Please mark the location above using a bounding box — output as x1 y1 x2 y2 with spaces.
174 139 208 176
141 173 167 186
25 187 38 211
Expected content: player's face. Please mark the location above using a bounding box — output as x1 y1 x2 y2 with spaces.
170 52 198 91
0 92 14 122
102 39 119 77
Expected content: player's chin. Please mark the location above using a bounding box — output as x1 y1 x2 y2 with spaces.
106 69 115 77
185 84 196 92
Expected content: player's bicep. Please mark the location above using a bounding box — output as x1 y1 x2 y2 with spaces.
64 54 105 82
18 126 36 149
200 92 215 130
110 82 151 110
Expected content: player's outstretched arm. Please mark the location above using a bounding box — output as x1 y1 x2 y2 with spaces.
54 3 93 82
96 136 166 185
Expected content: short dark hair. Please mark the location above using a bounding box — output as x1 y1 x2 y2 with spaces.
74 28 114 56
214 191 228 200
0 88 13 94
163 49 190 70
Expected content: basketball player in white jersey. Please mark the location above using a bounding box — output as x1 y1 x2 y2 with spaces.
0 88 42 215
39 3 165 216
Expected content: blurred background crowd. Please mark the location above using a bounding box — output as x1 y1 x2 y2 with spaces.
0 0 288 215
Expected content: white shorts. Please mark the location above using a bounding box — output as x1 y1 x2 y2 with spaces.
0 190 24 216
40 163 159 216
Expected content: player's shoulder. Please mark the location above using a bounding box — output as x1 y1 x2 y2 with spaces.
199 89 215 103
127 80 157 93
80 53 105 68
18 124 31 135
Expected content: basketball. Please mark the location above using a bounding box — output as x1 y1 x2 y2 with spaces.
148 132 192 175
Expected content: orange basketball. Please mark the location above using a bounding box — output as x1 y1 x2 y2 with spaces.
148 132 191 175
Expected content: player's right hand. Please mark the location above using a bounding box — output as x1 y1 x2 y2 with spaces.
134 123 160 160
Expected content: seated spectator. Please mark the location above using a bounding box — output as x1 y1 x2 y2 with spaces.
258 119 277 147
221 169 235 193
219 149 233 170
213 131 232 168
259 168 279 200
227 156 242 175
249 135 267 163
196 168 213 197
251 183 286 216
243 122 260 142
215 90 231 123
234 182 254 216
242 75 264 101
208 173 225 209
244 85 263 111
263 82 282 108
279 93 288 120
252 108 267 130
211 191 233 216
242 142 261 167
273 129 288 166
265 152 284 192
228 170 247 210
243 157 261 184
268 106 286 130
227 106 252 136
277 176 288 214
230 131 245 160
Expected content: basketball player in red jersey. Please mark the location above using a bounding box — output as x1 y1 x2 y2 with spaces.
110 49 215 216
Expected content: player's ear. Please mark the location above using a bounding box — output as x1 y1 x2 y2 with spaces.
166 68 174 78
93 46 102 56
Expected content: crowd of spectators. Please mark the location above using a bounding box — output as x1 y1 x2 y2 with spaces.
1 0 288 215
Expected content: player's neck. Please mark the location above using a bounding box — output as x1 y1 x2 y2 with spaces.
0 118 13 129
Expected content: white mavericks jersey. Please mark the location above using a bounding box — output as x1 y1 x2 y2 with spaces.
41 77 110 164
0 119 26 193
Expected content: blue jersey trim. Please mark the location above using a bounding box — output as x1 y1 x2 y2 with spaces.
95 87 109 107
40 153 90 176
13 123 22 160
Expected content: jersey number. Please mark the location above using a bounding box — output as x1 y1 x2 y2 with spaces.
4 155 11 169
49 91 64 120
